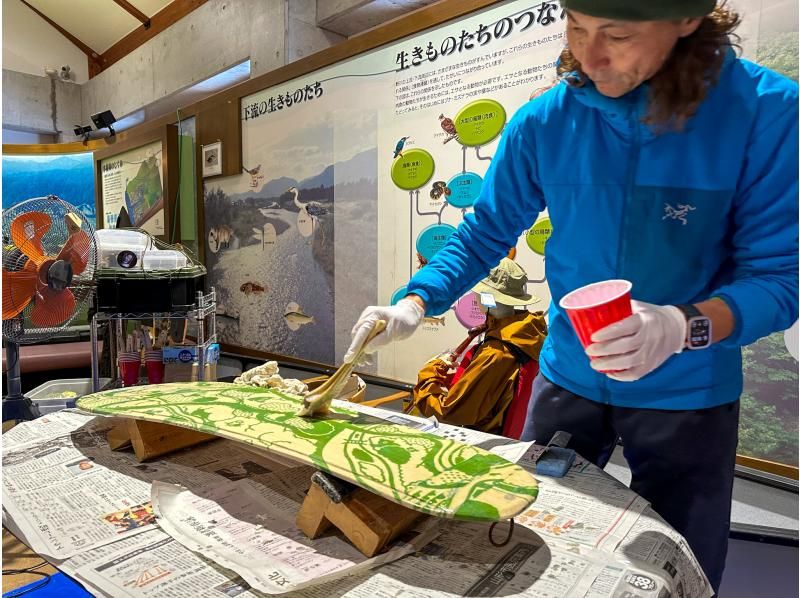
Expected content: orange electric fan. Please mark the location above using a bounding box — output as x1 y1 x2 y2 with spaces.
2 196 97 421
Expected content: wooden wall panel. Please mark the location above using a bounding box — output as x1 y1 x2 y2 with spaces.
196 100 242 179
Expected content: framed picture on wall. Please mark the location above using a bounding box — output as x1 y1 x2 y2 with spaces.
94 124 178 242
202 141 222 177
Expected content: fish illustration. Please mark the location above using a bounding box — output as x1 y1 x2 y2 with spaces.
284 302 314 331
417 252 428 269
240 282 266 295
423 315 446 326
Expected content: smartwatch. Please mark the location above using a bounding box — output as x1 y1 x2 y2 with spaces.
675 304 712 350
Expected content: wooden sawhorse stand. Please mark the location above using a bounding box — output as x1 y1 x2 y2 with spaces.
296 470 422 557
106 418 216 460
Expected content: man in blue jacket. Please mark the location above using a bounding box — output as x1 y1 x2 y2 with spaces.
348 1 798 591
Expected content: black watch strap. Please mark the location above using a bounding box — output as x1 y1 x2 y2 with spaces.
675 304 702 320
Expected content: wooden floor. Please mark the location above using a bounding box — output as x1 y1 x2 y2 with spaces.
2 528 58 593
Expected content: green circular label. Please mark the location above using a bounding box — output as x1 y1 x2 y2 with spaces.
526 217 552 255
391 148 435 191
453 99 507 147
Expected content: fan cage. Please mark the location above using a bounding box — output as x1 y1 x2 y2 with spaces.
2 195 98 344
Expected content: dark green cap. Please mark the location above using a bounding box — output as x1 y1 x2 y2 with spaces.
560 0 716 21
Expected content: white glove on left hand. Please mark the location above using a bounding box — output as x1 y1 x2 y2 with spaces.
585 301 687 382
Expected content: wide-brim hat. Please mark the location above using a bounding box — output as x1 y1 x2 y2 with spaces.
472 258 539 306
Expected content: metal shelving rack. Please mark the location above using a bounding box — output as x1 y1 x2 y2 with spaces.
90 288 217 392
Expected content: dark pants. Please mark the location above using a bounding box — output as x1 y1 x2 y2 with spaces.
521 373 739 593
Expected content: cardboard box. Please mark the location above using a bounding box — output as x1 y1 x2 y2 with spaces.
164 362 218 383
163 344 219 383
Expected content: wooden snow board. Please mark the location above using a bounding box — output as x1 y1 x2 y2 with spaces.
77 382 538 522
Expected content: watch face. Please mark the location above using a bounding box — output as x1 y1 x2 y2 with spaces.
688 317 711 349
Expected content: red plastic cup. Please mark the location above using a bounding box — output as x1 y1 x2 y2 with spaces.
559 280 633 349
118 353 141 387
145 350 164 384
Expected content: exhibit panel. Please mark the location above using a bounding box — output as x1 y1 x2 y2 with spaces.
204 1 563 379
99 139 165 235
2 152 96 226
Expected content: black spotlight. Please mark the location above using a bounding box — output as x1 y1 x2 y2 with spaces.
91 110 117 137
73 124 92 142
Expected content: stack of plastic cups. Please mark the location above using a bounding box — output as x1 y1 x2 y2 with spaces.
559 280 633 372
118 351 141 387
145 350 165 384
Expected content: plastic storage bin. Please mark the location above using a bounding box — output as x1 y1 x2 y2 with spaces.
94 269 206 312
142 250 188 270
95 229 150 270
27 377 111 415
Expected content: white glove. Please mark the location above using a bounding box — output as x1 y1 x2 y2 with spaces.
345 299 425 362
585 301 687 382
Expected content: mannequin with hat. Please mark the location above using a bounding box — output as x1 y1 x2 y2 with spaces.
408 258 547 435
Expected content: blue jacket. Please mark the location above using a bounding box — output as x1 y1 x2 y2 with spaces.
407 51 798 410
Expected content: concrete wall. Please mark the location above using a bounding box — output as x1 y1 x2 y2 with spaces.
82 0 284 126
2 69 82 138
318 0 439 37
80 0 344 128
3 0 345 142
288 0 345 62
2 0 89 84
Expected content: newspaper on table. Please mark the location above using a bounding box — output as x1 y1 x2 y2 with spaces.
1 409 100 452
614 506 713 598
2 408 713 597
152 475 441 594
59 514 694 598
1 410 283 560
59 527 272 598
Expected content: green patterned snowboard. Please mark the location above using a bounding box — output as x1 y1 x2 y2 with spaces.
77 382 538 521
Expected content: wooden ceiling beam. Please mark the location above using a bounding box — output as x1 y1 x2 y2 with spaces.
19 0 104 78
20 0 101 60
113 0 151 28
93 0 208 78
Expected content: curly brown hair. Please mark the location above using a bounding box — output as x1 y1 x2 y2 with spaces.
556 5 741 132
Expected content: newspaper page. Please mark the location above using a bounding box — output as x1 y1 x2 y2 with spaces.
63 517 679 598
513 463 650 551
613 506 713 598
2 416 269 560
63 527 275 598
2 420 159 559
290 518 677 598
152 475 441 594
1 409 107 453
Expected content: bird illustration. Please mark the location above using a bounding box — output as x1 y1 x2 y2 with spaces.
243 164 263 188
393 136 410 159
287 186 327 216
439 114 458 143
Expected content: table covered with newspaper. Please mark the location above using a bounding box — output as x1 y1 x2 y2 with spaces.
2 404 712 597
